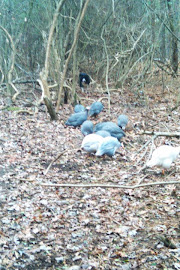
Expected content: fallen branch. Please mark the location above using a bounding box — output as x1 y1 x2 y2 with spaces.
171 103 180 112
142 131 180 137
16 109 33 115
158 236 177 249
44 147 80 175
44 150 66 175
136 136 156 154
19 178 34 182
40 181 180 189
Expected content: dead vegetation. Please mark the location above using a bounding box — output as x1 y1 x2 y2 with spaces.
0 72 180 270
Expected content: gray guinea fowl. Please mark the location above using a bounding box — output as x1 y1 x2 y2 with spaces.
74 104 85 113
66 109 88 127
81 120 94 136
95 130 111 138
96 136 121 157
117 115 128 130
94 121 125 140
88 101 104 117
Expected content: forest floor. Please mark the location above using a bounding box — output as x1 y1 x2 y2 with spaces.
0 73 180 270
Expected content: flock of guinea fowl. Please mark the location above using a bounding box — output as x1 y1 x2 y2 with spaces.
65 73 180 173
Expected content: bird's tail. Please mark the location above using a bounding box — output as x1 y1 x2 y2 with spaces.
95 149 102 156
146 159 156 167
177 146 180 154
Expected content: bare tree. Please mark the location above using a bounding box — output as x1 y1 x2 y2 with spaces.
160 0 166 60
0 26 16 104
38 0 66 120
56 0 91 111
167 0 179 75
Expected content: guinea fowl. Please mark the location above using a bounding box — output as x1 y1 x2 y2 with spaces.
94 122 125 140
95 130 111 138
79 72 90 92
146 145 180 171
81 120 94 136
96 136 121 157
118 115 128 130
74 104 85 113
81 134 102 154
88 101 104 117
65 109 88 127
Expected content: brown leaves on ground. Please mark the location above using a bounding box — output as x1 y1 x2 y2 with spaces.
0 75 180 270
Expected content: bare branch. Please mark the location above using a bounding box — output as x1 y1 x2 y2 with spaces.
44 0 66 77
143 0 180 42
40 181 180 189
0 25 16 96
142 131 180 137
44 150 66 175
11 83 20 102
101 26 111 114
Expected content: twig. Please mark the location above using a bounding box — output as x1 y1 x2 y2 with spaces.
136 138 152 154
11 83 20 102
148 134 156 159
137 135 156 173
44 150 66 175
135 146 148 166
0 65 4 84
137 174 149 185
19 178 34 182
44 147 80 175
142 131 180 137
158 235 177 249
16 109 33 115
40 181 180 189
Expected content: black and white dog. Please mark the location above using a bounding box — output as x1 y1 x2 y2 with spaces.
79 72 90 92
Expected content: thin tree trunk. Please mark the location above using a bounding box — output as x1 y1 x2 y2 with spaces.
72 44 78 105
167 0 178 74
56 0 91 111
151 0 156 44
44 0 66 78
38 0 66 120
0 26 16 101
160 0 166 60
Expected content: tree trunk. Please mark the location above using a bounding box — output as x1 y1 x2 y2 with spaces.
160 0 166 60
38 0 66 120
38 75 58 121
56 0 91 111
167 0 178 74
151 0 156 44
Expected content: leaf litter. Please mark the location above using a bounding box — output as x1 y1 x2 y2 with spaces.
0 76 180 269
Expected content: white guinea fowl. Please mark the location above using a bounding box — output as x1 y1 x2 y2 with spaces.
146 145 180 169
81 134 102 154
